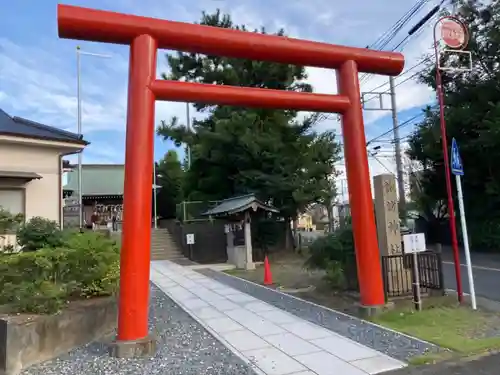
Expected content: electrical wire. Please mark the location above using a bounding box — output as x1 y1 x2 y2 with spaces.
368 151 398 176
366 106 437 145
359 0 431 84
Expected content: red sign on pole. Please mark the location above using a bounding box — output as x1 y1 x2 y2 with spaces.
440 18 467 49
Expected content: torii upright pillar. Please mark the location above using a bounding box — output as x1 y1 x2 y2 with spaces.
57 4 404 355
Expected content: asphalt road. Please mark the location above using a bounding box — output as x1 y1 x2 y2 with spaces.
440 247 500 302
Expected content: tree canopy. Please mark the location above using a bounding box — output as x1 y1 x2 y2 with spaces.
154 150 183 219
407 0 500 248
157 10 341 224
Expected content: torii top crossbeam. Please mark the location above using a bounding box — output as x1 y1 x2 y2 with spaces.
58 5 404 75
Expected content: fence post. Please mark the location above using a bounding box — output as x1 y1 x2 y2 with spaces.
381 256 388 302
183 201 187 222
436 252 445 294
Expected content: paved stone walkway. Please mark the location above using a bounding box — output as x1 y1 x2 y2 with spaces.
151 260 407 375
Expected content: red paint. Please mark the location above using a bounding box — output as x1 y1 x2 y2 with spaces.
117 34 157 341
433 16 464 302
150 81 351 113
436 67 463 302
57 4 405 342
440 19 467 49
337 61 385 306
263 256 273 285
57 4 403 75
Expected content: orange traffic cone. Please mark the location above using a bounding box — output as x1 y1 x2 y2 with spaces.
263 255 273 285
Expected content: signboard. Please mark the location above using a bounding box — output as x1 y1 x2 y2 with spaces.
402 233 426 254
186 233 195 245
451 137 464 176
440 18 467 49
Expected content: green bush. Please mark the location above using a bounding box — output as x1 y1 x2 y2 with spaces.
17 217 64 251
0 231 120 314
0 206 24 233
324 261 345 288
305 226 355 269
305 226 359 290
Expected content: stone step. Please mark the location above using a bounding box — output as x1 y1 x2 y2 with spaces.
151 245 179 250
151 249 181 254
151 254 183 260
150 239 174 244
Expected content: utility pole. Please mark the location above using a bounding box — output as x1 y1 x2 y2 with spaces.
389 76 406 221
361 80 406 221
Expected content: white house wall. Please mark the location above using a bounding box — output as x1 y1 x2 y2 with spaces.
0 142 60 223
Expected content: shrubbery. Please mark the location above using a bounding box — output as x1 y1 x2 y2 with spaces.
0 231 120 314
16 216 64 251
305 226 359 290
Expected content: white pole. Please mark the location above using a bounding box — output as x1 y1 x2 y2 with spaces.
75 47 111 230
410 231 422 311
153 162 158 229
455 174 477 310
76 46 83 230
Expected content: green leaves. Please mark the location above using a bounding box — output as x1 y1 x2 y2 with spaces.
158 10 342 224
407 0 500 248
0 231 120 314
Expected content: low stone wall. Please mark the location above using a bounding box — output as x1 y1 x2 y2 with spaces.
0 297 117 375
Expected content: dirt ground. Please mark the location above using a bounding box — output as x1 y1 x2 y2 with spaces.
226 250 362 316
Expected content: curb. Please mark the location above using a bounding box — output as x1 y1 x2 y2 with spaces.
445 289 500 312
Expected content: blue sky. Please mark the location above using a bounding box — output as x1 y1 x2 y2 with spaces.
0 0 440 178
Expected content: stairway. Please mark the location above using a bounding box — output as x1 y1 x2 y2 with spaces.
150 228 184 261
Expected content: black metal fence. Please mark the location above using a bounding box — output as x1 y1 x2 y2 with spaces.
381 251 444 299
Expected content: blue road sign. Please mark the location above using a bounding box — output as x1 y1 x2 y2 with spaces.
451 138 464 176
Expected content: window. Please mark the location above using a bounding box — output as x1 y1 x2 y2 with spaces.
0 189 24 216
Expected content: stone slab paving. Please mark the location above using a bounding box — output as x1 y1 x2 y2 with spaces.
198 268 441 362
151 260 407 375
21 284 255 375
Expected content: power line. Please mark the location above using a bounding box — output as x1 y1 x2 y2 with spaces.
364 56 433 95
368 151 397 176
366 106 436 145
359 0 431 84
361 0 445 86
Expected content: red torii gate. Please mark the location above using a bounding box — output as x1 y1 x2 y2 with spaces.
57 4 404 347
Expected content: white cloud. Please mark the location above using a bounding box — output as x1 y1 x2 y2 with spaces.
1 0 440 176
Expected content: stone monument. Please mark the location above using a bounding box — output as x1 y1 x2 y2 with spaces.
373 174 411 295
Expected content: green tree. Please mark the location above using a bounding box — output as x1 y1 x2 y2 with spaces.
154 150 184 219
157 10 342 247
407 0 500 248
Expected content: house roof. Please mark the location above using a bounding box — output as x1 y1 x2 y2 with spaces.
202 194 279 216
0 171 42 181
64 164 125 196
0 108 88 145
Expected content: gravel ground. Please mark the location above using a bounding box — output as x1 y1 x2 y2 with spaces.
21 284 256 375
198 269 442 362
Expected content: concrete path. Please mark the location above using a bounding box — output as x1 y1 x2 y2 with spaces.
151 260 406 375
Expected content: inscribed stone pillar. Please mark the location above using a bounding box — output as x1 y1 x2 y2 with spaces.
373 174 411 295
373 174 401 256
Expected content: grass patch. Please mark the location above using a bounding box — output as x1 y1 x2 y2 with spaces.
372 300 500 363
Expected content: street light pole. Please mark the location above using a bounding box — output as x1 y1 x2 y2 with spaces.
75 46 111 230
76 46 83 230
